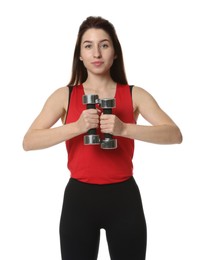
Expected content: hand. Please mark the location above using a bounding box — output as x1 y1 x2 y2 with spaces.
100 114 126 136
76 109 100 134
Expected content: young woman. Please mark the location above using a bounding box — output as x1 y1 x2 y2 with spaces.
23 16 182 260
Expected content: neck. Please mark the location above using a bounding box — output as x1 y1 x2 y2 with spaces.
83 75 115 91
82 75 117 98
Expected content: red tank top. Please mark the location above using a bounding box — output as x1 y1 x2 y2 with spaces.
65 83 135 184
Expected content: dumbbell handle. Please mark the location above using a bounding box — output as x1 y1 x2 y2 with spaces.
86 103 96 135
102 108 113 139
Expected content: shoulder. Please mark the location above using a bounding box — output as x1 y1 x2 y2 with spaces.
51 86 69 98
41 86 70 116
47 86 68 104
132 85 158 108
132 85 152 97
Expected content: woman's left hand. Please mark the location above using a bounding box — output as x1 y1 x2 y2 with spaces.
100 114 126 136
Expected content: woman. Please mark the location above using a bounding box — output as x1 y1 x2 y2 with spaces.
23 16 182 260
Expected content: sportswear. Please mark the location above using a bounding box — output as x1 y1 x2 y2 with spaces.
65 83 135 184
60 177 147 260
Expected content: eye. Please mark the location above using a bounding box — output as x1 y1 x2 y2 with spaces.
84 44 92 49
100 43 109 49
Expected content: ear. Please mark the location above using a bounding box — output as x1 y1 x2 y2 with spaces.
79 57 83 61
114 54 117 59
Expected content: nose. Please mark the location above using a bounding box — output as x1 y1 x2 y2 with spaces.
93 46 102 58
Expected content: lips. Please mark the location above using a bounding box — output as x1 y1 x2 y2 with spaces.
92 61 103 66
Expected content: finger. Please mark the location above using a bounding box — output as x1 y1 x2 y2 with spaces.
83 110 99 119
87 109 99 114
100 114 115 120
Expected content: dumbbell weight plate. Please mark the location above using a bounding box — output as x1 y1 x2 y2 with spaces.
101 138 117 149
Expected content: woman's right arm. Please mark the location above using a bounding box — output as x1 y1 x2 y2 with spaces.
23 87 99 151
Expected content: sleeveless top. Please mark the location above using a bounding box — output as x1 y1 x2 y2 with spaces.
65 83 135 184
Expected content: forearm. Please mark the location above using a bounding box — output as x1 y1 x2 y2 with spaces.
122 123 182 144
23 123 81 151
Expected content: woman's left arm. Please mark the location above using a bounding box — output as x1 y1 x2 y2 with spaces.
100 86 183 144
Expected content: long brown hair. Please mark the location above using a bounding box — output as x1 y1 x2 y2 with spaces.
68 16 128 86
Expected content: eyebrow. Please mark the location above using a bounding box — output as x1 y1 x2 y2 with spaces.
82 39 110 44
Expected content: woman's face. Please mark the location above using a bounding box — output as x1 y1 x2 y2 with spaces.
80 28 116 76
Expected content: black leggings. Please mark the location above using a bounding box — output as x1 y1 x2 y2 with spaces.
60 177 147 260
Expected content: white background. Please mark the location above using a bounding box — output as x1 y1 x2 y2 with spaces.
0 0 205 259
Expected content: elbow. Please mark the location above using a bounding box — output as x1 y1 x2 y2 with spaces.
164 125 183 144
174 126 183 144
22 139 29 151
178 132 183 144
22 135 32 151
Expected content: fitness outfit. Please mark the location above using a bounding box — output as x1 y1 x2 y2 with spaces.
60 84 147 259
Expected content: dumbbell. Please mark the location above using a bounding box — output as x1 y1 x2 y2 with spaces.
82 94 100 145
99 98 117 149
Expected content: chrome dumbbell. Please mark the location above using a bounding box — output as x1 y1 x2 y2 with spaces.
99 98 117 149
82 94 100 145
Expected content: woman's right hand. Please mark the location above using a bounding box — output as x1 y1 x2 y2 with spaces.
76 109 100 134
